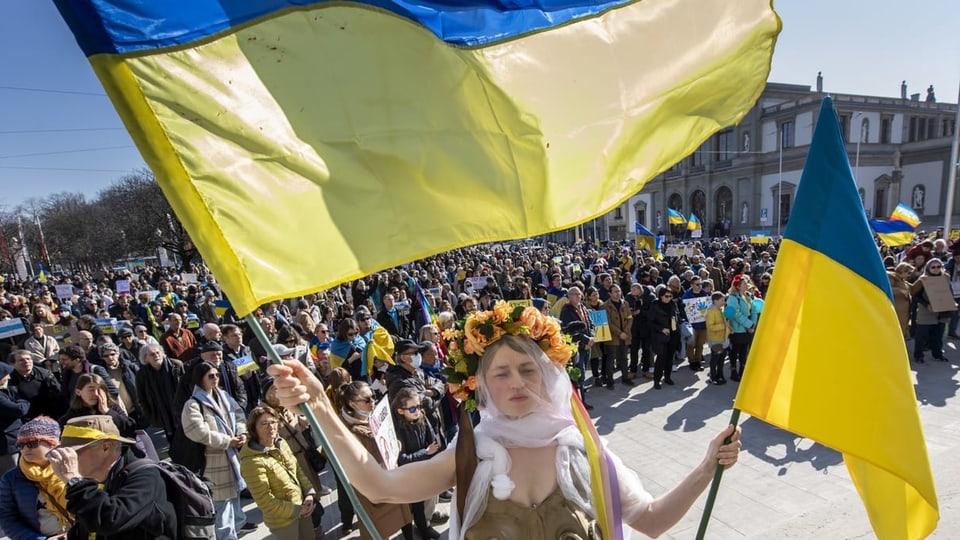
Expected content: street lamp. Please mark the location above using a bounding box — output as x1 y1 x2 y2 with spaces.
854 112 866 189
777 124 783 237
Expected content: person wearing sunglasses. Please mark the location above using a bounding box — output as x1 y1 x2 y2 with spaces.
0 415 72 539
650 286 680 389
336 381 413 539
391 387 442 539
910 258 954 363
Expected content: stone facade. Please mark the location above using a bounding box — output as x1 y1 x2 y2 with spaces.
577 81 957 242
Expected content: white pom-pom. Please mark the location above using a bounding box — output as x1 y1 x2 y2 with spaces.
490 473 515 500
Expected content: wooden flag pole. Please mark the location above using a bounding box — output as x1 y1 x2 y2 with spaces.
695 408 741 540
245 314 382 539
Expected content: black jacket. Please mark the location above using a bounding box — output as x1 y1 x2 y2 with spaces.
376 309 411 340
175 357 247 415
10 365 66 419
649 299 680 342
66 447 177 540
395 418 438 466
136 358 185 437
385 365 446 448
0 387 29 455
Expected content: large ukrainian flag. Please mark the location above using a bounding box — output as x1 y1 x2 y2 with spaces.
735 98 938 539
53 0 780 317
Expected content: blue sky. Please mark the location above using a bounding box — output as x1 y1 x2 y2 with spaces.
1 0 957 208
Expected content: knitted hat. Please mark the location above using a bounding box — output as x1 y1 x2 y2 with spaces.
17 416 61 447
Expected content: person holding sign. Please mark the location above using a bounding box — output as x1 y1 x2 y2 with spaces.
559 287 595 409
601 285 634 389
909 259 957 363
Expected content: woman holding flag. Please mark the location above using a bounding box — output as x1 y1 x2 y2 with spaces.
268 301 741 539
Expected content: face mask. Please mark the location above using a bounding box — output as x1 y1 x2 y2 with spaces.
376 364 388 373
410 353 422 369
355 408 372 418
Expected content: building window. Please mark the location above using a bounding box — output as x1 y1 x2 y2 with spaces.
691 144 705 167
926 118 936 139
779 193 791 225
838 114 849 142
615 207 623 220
875 188 886 218
909 117 917 142
780 121 794 149
918 117 928 141
944 119 954 138
715 130 734 160
880 116 892 144
636 207 646 228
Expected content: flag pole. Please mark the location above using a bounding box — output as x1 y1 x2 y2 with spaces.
941 79 960 236
244 314 382 539
694 408 741 540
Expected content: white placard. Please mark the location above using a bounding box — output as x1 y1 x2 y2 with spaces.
682 296 711 324
55 284 74 300
181 273 199 284
368 396 401 470
116 280 130 294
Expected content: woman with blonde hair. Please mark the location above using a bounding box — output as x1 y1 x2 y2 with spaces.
889 262 914 339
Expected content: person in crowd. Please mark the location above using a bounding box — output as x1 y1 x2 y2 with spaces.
239 406 317 540
386 340 446 449
377 293 412 341
97 342 141 427
135 342 185 443
650 287 680 389
0 362 30 474
330 318 364 382
392 387 442 539
681 276 710 372
8 349 66 420
333 381 413 539
134 324 160 347
723 275 758 382
115 326 142 364
910 259 955 363
181 361 253 539
177 340 247 416
0 416 73 539
888 262 915 340
705 292 731 385
602 284 634 388
59 373 136 438
267 304 740 539
48 415 176 539
161 312 196 361
944 249 960 339
583 285 605 381
325 367 351 417
23 323 60 364
559 286 594 409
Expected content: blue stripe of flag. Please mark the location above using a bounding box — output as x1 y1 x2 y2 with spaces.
54 0 635 56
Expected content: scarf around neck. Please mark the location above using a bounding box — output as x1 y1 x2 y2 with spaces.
19 458 72 529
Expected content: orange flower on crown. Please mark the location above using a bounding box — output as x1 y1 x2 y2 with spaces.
443 300 577 412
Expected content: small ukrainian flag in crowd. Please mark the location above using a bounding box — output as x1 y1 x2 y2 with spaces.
667 208 686 225
686 213 701 231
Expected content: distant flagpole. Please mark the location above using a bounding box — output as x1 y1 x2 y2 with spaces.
941 79 960 236
35 214 50 266
16 215 34 279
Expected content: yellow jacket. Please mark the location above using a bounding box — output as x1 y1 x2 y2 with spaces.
239 437 313 530
705 306 730 343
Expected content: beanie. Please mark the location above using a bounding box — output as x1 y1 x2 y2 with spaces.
17 416 61 447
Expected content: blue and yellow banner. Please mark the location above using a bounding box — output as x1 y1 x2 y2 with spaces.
634 222 661 259
686 213 701 231
889 202 921 229
869 218 916 247
667 208 686 225
53 0 780 317
734 97 938 539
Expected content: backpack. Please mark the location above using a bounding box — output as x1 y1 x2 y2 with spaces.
127 459 217 540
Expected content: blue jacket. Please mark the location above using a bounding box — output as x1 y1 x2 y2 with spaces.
0 465 49 540
724 293 758 334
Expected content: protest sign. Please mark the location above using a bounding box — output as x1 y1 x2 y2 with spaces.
369 396 401 470
466 277 488 291
507 299 532 309
116 280 130 294
185 313 200 329
0 319 27 340
96 318 119 334
682 296 711 324
588 309 611 342
233 354 259 376
181 273 199 283
921 276 958 313
55 284 74 300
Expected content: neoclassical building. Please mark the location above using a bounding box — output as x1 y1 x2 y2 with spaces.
580 80 957 242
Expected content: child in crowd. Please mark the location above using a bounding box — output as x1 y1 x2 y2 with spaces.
705 292 731 385
392 387 441 539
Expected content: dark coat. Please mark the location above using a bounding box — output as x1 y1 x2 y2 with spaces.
649 299 680 342
0 387 30 455
175 356 247 415
385 365 446 449
136 358 185 437
395 418 438 466
0 465 56 539
376 309 412 340
66 447 177 540
59 402 136 438
10 365 66 419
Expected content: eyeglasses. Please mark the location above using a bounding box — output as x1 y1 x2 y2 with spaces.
206 373 220 380
357 316 370 321
16 440 42 450
401 405 421 413
352 396 375 404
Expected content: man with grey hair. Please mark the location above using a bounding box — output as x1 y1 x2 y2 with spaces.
135 343 184 442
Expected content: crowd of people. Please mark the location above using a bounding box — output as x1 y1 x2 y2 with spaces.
0 228 951 539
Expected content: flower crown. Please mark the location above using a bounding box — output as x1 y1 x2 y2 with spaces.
441 300 578 412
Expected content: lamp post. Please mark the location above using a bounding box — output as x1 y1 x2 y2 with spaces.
942 81 960 236
854 112 865 193
777 125 783 237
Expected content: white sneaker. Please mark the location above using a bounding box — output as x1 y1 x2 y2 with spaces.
672 365 680 372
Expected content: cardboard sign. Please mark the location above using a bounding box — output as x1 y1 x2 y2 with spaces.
466 277 488 292
55 284 74 300
588 309 611 342
185 313 200 329
116 280 130 294
507 299 532 309
0 318 27 340
920 275 958 313
368 396 401 470
181 273 199 284
233 354 259 376
96 318 119 334
682 296 711 324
